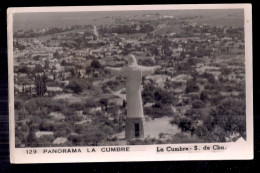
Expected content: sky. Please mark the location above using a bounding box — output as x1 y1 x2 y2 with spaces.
13 9 244 31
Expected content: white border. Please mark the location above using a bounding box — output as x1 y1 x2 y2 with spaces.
8 4 253 163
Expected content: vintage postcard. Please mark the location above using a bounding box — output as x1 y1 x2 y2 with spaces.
8 4 253 163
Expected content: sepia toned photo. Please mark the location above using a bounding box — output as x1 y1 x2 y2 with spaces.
8 4 253 163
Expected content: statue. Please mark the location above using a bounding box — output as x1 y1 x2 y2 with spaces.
105 55 160 139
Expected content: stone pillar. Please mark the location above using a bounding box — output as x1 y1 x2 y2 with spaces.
125 117 144 139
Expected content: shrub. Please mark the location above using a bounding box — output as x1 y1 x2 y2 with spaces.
39 120 55 131
200 91 209 102
67 79 93 93
221 67 232 75
15 131 27 145
35 135 55 147
61 59 67 66
69 102 84 111
170 133 204 143
192 100 206 109
67 80 83 93
62 108 74 116
68 135 84 146
185 81 200 93
154 89 177 104
54 129 67 138
128 138 162 145
47 102 66 112
210 98 246 136
53 122 73 134
171 116 194 132
14 99 24 110
17 66 32 74
85 99 98 108
185 108 205 119
90 60 102 68
106 80 120 91
142 88 154 103
34 64 44 73
144 104 173 118
15 137 22 147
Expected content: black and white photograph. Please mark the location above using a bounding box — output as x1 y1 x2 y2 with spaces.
8 4 253 162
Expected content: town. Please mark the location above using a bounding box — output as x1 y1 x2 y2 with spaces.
13 12 246 147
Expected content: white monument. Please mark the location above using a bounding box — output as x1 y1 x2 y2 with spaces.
105 55 160 139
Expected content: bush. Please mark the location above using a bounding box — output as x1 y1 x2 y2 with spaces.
170 133 204 143
144 104 173 118
15 137 22 147
69 102 84 111
54 129 67 138
68 135 84 145
61 59 67 66
67 80 83 93
47 101 66 112
85 99 98 108
106 80 120 91
221 67 232 75
15 131 27 145
67 79 93 93
62 108 74 116
17 66 32 74
35 135 55 147
170 116 194 132
90 60 102 68
185 108 205 119
128 138 162 145
192 100 206 109
39 120 55 131
210 98 246 136
200 91 209 102
53 122 73 134
34 64 44 73
185 81 200 93
193 125 209 138
154 89 177 104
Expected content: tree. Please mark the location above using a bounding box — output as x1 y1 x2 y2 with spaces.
175 117 194 132
66 79 93 94
15 99 24 110
192 99 206 109
150 47 159 56
221 67 232 75
66 80 83 93
70 68 76 77
44 60 50 69
141 58 155 66
142 87 154 103
90 60 102 69
200 91 209 102
99 98 108 112
35 73 47 96
61 59 67 66
26 121 37 146
34 64 44 73
17 66 31 74
125 43 132 49
185 80 199 93
85 67 93 77
53 50 62 59
211 98 246 138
